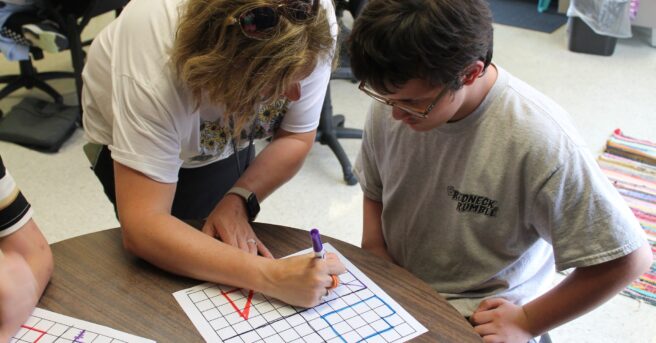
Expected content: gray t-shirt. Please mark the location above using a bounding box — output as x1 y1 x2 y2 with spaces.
354 66 646 316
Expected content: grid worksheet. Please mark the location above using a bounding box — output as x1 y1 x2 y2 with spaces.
174 244 427 343
13 308 155 343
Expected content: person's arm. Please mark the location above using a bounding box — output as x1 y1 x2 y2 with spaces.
115 160 344 308
0 220 53 342
362 195 394 263
470 243 653 343
201 129 316 256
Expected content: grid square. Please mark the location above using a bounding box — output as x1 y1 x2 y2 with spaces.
299 332 322 342
374 304 394 317
294 323 314 337
317 327 337 340
35 335 57 343
93 336 113 343
226 312 246 325
370 319 391 332
285 314 306 327
356 324 376 338
386 314 404 326
189 291 209 302
20 330 45 342
238 330 261 343
203 308 221 321
232 320 254 334
248 314 267 329
210 294 229 307
345 315 366 330
279 328 300 341
341 330 362 342
277 306 297 317
300 309 320 321
308 317 329 330
46 324 68 336
195 299 214 312
382 328 402 341
270 319 291 332
217 326 238 340
262 310 282 322
204 287 222 298
395 322 416 336
210 317 229 330
255 324 276 338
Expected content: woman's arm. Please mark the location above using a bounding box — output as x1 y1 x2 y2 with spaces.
202 129 316 256
115 160 343 307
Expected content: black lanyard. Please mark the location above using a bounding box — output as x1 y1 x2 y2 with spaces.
232 118 258 178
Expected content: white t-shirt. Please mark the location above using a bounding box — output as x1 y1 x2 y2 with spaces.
354 66 647 316
82 0 337 183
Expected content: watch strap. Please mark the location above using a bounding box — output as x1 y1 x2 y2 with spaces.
226 186 252 200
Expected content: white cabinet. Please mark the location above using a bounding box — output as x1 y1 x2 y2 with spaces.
632 0 656 46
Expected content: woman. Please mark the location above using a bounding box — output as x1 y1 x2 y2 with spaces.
81 0 344 307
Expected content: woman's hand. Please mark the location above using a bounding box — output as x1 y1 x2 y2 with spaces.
0 251 38 343
262 252 346 308
202 194 273 258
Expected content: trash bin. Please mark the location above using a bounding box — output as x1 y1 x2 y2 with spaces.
567 0 632 56
567 17 618 56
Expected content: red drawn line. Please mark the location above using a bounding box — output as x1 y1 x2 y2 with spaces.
20 325 47 343
221 288 254 320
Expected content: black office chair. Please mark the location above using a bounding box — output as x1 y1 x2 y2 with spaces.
316 0 367 185
0 8 76 104
35 0 129 120
0 46 74 104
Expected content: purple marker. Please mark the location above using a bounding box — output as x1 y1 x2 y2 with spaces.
310 228 325 259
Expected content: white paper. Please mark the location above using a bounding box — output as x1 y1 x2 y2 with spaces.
12 307 156 343
173 243 428 342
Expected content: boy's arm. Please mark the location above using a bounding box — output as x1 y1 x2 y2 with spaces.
0 219 54 342
362 195 395 263
470 243 652 342
523 242 652 335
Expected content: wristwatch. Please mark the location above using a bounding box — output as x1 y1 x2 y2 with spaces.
226 187 260 222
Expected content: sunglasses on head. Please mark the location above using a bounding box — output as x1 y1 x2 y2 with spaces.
228 0 320 40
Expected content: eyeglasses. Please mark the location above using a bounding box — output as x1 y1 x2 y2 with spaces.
358 81 451 119
228 0 319 40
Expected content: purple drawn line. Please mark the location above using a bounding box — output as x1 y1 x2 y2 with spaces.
340 281 363 287
73 329 86 342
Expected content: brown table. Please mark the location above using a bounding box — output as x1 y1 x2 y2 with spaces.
39 223 481 342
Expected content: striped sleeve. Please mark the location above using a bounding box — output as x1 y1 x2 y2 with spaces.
0 156 33 238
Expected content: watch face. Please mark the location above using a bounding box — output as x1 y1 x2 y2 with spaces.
246 193 260 220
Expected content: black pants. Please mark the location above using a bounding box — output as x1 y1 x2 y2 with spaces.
92 145 254 220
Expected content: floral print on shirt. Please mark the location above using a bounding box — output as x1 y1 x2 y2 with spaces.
198 98 289 158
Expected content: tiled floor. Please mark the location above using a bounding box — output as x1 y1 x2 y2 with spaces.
0 13 655 343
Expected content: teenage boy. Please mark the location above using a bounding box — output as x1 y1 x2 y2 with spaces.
349 0 652 342
0 155 53 342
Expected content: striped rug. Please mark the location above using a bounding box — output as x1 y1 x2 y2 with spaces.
598 129 656 306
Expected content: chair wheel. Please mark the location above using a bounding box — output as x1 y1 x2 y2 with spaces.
344 174 358 185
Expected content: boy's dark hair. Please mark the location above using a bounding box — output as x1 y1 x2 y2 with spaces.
349 0 493 94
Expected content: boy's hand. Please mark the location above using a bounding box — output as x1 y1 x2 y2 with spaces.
0 251 39 343
469 298 534 343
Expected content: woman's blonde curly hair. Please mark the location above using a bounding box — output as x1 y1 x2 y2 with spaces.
171 0 335 136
